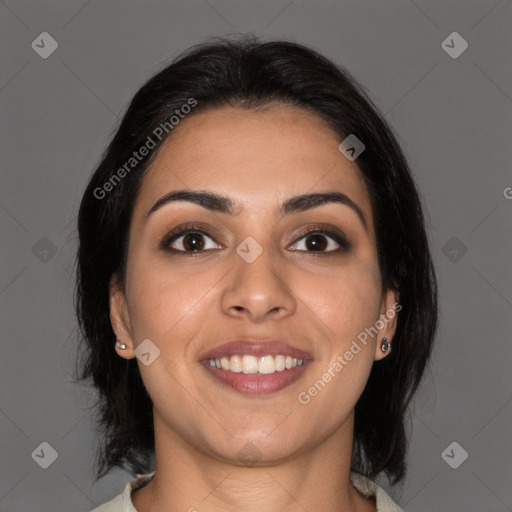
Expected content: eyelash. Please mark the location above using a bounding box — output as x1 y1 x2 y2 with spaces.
160 222 352 256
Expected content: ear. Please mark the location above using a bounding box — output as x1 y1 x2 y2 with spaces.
109 274 135 359
373 287 400 362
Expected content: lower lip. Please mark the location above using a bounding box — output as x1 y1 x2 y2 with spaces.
201 361 311 395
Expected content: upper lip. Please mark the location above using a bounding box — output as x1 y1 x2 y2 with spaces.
199 339 313 362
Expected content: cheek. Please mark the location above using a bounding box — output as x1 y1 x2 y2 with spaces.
125 255 218 342
294 257 383 344
293 261 381 422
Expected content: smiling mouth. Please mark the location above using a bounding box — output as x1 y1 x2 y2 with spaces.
199 340 313 394
206 354 305 374
201 354 312 395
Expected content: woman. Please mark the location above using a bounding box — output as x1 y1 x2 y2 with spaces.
76 36 437 512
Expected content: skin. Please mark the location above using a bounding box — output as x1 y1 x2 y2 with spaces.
109 105 398 512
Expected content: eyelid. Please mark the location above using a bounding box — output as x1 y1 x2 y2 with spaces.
160 222 351 254
159 223 224 252
290 223 352 252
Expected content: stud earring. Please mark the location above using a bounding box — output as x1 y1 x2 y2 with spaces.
116 340 127 350
381 337 391 353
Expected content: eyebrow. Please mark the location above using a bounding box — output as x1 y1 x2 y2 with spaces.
146 189 367 230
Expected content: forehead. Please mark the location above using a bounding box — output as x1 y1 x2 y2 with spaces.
134 105 372 221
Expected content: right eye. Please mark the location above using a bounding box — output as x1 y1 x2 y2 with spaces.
165 230 222 253
160 224 223 254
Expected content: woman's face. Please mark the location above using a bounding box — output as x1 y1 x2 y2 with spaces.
111 105 397 464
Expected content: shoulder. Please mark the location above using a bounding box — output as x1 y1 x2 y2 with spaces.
350 472 404 512
89 472 156 512
89 491 124 512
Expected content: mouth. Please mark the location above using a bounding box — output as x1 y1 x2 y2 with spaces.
199 340 313 395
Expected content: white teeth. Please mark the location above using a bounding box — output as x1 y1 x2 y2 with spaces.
274 354 285 371
229 355 243 373
242 355 259 374
258 355 275 375
207 354 305 374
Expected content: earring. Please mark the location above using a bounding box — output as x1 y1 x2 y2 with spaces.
381 337 391 353
116 340 127 350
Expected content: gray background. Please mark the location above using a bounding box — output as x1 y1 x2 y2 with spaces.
1 1 511 511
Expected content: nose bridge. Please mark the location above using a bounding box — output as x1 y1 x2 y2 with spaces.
221 234 296 321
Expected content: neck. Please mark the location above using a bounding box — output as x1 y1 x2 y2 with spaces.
131 411 375 512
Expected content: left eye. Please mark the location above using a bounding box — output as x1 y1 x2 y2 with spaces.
289 231 344 253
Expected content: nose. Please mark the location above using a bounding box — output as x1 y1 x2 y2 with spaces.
220 244 297 323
